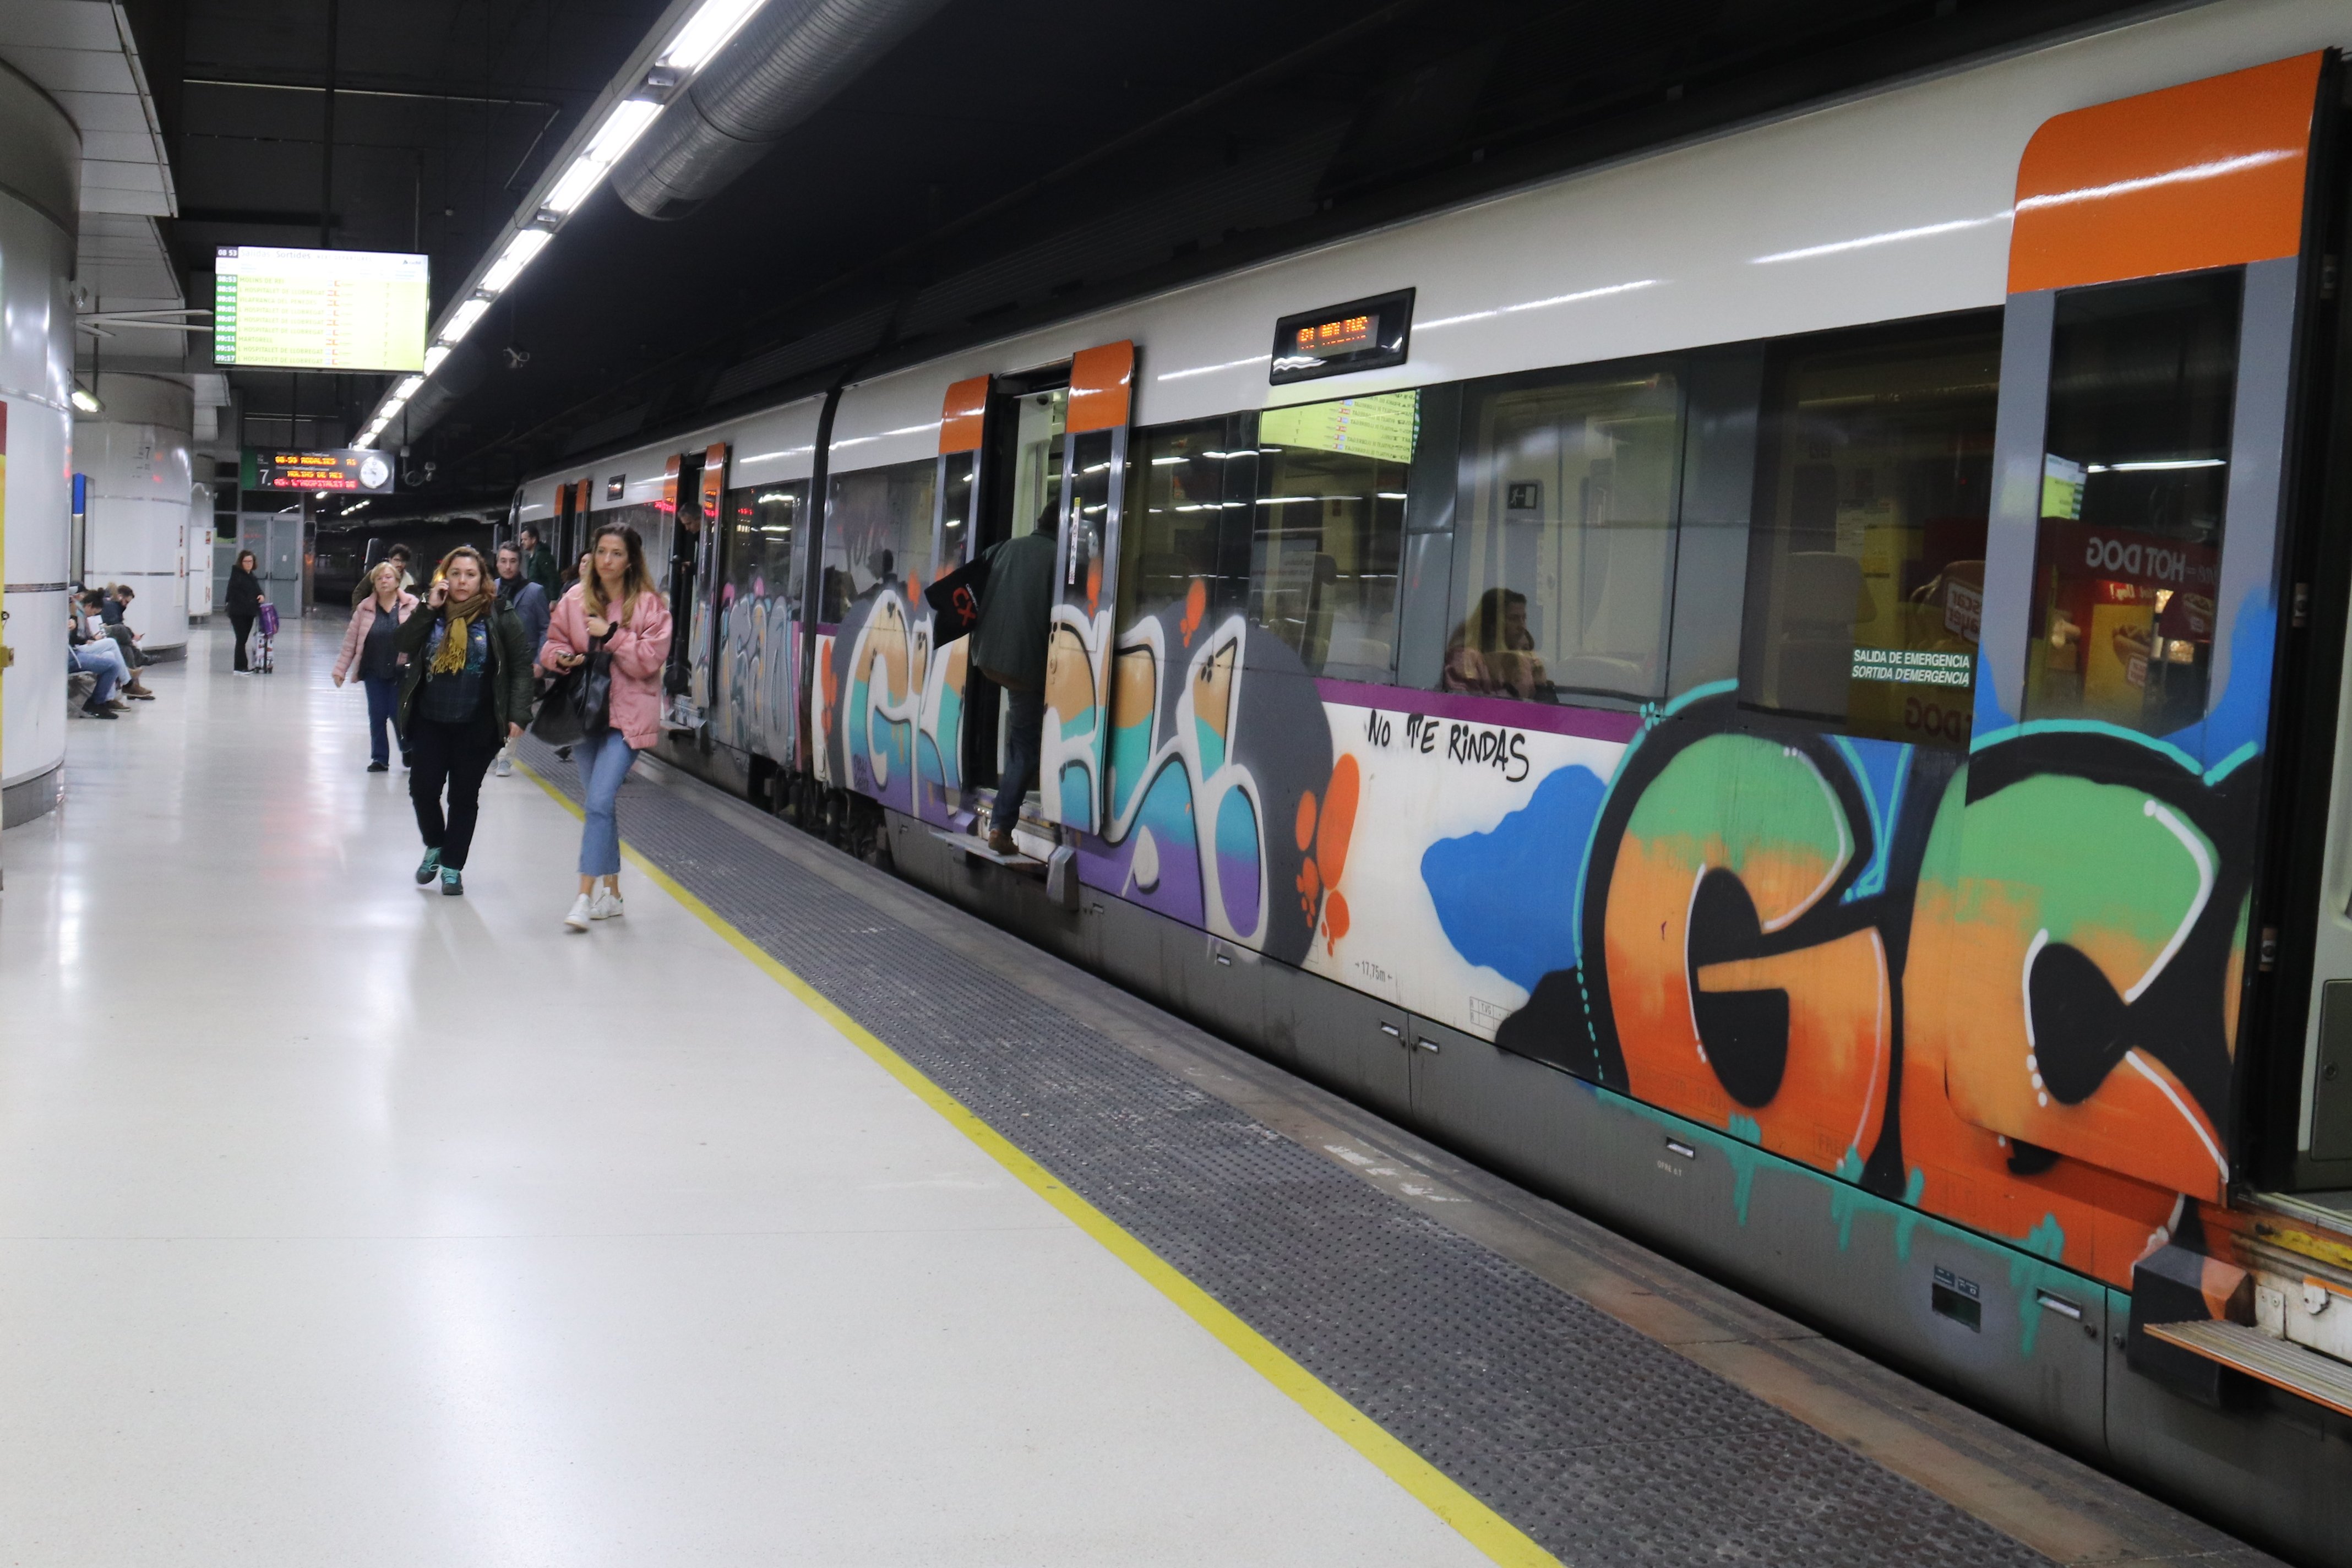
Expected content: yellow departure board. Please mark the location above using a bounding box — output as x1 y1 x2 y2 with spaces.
213 247 429 372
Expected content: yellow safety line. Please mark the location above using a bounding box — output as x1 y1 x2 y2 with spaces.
519 763 1560 1567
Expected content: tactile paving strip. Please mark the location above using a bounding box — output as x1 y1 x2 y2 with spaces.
524 739 2050 1567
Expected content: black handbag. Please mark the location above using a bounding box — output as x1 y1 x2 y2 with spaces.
923 551 992 642
528 634 612 746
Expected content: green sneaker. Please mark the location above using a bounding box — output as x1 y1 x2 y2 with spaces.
440 867 464 896
414 848 441 885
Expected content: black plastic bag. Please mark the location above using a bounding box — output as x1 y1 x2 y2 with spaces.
923 552 992 643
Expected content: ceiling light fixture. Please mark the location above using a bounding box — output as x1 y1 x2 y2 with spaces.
69 385 101 414
439 297 492 345
423 345 450 373
543 99 663 215
479 229 553 295
659 0 769 71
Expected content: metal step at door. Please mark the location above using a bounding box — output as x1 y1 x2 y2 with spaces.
2146 1319 2352 1418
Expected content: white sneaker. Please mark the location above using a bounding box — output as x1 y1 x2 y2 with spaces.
564 894 593 932
493 749 513 777
590 887 623 921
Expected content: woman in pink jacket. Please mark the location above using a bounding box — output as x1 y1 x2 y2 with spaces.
332 561 420 771
541 522 673 930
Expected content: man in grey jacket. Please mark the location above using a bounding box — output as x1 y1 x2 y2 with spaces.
971 505 1059 854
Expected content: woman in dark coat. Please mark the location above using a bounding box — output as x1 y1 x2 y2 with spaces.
225 551 265 674
393 546 535 896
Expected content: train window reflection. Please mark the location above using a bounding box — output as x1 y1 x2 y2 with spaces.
1453 366 1683 703
1251 391 1414 680
820 458 935 623
714 481 805 758
2026 270 2241 736
1123 418 1248 628
1740 321 2000 748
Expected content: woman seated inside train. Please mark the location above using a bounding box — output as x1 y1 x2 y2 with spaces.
1443 587 1551 701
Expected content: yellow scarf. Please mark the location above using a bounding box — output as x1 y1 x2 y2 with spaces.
429 589 493 675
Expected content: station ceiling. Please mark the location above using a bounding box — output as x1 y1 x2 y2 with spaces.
149 0 2160 517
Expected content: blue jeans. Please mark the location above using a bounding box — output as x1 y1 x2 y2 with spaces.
574 729 639 876
994 682 1044 835
70 640 127 703
362 676 402 765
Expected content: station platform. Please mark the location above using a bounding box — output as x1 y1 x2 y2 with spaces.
0 616 2285 1567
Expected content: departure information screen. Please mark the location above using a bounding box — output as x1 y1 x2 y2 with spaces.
213 247 429 372
246 448 396 493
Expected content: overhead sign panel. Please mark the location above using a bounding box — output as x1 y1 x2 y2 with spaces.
213 247 429 372
244 448 396 493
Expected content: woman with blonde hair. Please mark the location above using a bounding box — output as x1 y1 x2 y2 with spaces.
333 559 420 771
393 545 535 895
541 523 673 930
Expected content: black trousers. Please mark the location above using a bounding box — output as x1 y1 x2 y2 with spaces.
230 611 255 670
408 715 499 869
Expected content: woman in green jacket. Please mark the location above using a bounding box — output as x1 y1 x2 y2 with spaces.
394 546 536 895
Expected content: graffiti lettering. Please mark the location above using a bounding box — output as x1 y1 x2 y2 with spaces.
1404 713 1438 754
1445 722 1531 782
1904 694 1972 743
1363 709 1393 748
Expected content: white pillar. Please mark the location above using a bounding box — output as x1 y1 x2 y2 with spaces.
0 65 79 826
78 373 195 654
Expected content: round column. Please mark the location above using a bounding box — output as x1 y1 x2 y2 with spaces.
0 63 79 826
78 373 194 654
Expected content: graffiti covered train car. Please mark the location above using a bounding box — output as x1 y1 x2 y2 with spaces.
517 7 2352 1560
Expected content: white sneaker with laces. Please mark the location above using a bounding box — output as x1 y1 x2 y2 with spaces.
564 894 594 932
590 887 624 921
493 749 513 777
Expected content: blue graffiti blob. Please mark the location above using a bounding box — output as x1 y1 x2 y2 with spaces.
1420 764 1606 990
2166 594 2275 773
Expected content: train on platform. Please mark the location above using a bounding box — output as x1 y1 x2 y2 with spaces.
512 6 2352 1558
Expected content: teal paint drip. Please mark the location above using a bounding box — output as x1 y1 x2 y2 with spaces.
1724 1114 1763 1224
1829 1148 1869 1250
1894 1167 1926 1261
2006 1217 2070 1357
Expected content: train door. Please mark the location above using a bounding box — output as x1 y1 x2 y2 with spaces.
1954 53 2337 1212
661 451 701 702
959 367 1069 813
683 442 727 727
1041 341 1136 833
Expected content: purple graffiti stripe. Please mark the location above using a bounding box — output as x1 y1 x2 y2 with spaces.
1311 678 1643 743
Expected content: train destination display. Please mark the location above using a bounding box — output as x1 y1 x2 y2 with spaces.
213 247 429 372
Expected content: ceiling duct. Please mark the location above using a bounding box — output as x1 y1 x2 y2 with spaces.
611 0 951 222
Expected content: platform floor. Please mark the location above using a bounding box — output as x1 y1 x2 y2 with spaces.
0 619 2282 1566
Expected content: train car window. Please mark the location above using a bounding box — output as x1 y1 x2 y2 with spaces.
1123 418 1250 626
713 481 805 756
820 459 937 623
1452 363 1683 703
1739 320 2000 747
2024 271 2241 735
1250 390 1415 680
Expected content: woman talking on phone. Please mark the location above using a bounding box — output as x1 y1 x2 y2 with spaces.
541 523 672 932
394 546 535 896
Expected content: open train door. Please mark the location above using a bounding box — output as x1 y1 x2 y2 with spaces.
681 440 727 729
1039 341 1135 832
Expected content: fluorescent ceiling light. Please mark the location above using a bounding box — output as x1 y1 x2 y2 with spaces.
660 0 767 70
423 345 450 373
439 297 492 344
353 434 375 449
543 155 606 215
583 97 662 165
69 386 101 413
2086 458 2227 473
395 375 424 398
543 99 662 215
479 229 552 295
